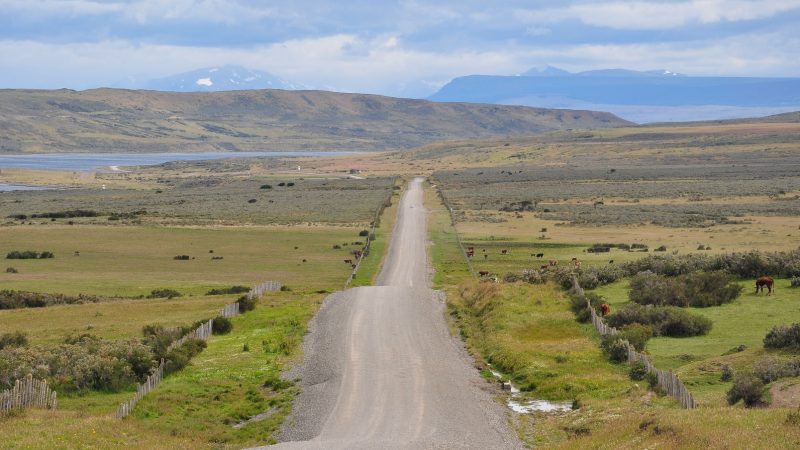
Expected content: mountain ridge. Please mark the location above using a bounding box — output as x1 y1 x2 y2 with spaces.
0 88 630 153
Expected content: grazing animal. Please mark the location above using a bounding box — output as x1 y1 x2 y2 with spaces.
467 246 474 252
478 271 490 277
466 250 474 258
575 261 582 269
756 276 775 295
484 254 488 260
600 303 611 316
501 249 508 255
351 264 357 269
571 257 577 261
344 259 353 264
549 260 558 267
536 253 544 258
608 260 614 264
540 265 549 270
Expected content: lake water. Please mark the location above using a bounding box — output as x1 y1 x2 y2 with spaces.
0 151 355 172
0 151 356 191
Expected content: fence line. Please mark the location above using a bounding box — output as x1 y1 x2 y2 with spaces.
430 180 477 279
248 281 282 298
1 374 57 416
344 181 396 288
116 279 282 418
573 276 697 409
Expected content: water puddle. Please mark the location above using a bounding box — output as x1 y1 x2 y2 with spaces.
488 365 573 414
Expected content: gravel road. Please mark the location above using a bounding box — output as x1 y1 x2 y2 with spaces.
262 178 522 449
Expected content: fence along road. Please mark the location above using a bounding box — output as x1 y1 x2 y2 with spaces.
265 178 521 449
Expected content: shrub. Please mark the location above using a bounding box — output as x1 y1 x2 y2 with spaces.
764 324 800 351
237 295 257 312
358 229 370 237
164 339 206 374
792 277 800 288
646 372 659 390
601 336 630 363
0 290 100 310
248 198 257 203
0 332 27 350
5 267 17 273
720 365 734 382
654 245 667 252
569 292 604 323
212 316 233 335
147 288 181 299
628 271 741 308
619 323 653 352
607 304 712 337
173 255 190 260
6 250 54 259
726 374 765 407
752 357 800 383
206 285 250 295
260 184 272 189
287 182 295 187
280 285 291 292
629 361 648 381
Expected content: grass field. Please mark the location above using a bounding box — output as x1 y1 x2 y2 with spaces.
0 295 236 346
593 278 800 406
349 183 401 287
0 225 361 297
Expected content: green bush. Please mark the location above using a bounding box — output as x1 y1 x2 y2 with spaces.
765 323 800 350
0 332 27 350
607 304 712 337
628 271 742 307
629 361 648 381
5 267 17 273
619 323 653 352
568 292 604 323
237 295 257 312
6 250 54 259
358 229 370 237
601 336 630 363
791 277 800 288
0 290 100 310
147 288 182 299
164 339 206 374
721 365 734 382
206 285 250 295
212 316 233 335
726 374 765 407
173 255 191 260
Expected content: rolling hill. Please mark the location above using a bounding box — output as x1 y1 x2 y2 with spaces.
0 88 629 153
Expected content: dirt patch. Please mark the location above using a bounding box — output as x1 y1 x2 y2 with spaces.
770 381 800 408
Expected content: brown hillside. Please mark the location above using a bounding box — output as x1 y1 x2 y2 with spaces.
0 88 629 153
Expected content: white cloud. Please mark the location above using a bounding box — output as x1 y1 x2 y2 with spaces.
0 29 797 94
516 0 800 30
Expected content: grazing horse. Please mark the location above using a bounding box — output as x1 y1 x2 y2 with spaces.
600 303 610 316
501 249 508 255
549 260 558 267
536 253 544 258
478 271 490 277
756 276 774 295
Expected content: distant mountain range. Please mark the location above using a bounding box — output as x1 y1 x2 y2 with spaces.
430 67 800 123
145 65 304 92
0 88 629 153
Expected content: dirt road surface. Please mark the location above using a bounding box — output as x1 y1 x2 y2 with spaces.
263 178 521 449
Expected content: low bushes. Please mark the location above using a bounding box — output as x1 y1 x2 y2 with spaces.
237 294 257 312
621 249 800 279
568 292 604 323
726 374 765 407
147 288 182 299
628 271 742 307
753 356 800 383
173 255 191 260
607 304 712 337
206 285 250 295
30 210 98 219
601 336 630 363
164 339 207 374
0 332 27 350
0 290 101 310
6 250 54 259
212 316 233 335
764 323 800 351
791 276 800 288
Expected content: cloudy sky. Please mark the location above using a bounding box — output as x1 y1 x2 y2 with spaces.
1 0 799 96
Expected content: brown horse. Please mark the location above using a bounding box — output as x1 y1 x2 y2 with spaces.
756 276 774 295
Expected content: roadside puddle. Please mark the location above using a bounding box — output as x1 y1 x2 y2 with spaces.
488 366 574 414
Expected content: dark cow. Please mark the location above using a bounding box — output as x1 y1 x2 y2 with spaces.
501 249 508 255
536 253 544 258
756 276 775 295
608 260 615 264
344 259 353 264
478 271 490 277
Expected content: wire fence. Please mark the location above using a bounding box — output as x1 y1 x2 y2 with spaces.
1 374 57 417
573 275 697 409
430 179 477 279
344 181 396 288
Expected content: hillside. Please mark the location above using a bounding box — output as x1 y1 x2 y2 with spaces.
0 88 629 153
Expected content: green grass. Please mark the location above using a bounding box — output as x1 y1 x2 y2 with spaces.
0 295 236 345
349 187 399 287
592 278 800 406
0 225 359 297
131 292 320 446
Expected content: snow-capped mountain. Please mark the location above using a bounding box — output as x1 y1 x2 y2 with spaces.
144 65 302 92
